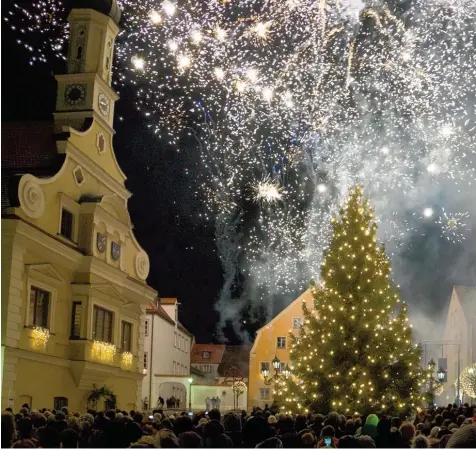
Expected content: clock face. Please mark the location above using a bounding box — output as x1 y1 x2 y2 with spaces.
96 233 106 253
65 84 86 105
98 93 110 116
111 242 121 261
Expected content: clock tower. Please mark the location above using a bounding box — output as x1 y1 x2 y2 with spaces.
54 0 121 133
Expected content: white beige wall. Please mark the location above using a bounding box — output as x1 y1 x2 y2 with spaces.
191 384 247 412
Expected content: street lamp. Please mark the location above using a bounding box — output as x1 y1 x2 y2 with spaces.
188 377 193 412
428 358 436 370
261 355 288 385
282 364 291 379
437 367 446 382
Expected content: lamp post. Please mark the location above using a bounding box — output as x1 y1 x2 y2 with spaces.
261 355 291 385
422 340 461 405
188 377 193 412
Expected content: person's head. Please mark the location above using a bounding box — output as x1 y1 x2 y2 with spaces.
400 422 416 444
55 411 66 422
268 415 278 425
327 412 341 430
61 406 69 416
12 439 36 448
126 420 143 445
179 431 203 448
337 435 359 448
429 426 440 439
456 415 466 427
256 436 284 448
60 429 79 448
17 417 33 439
133 412 144 424
446 424 476 447
37 426 61 448
321 425 336 438
202 419 225 440
411 434 429 448
295 414 308 432
2 412 16 446
365 415 379 427
356 435 375 448
208 408 221 422
391 417 402 429
223 412 241 432
301 431 316 448
173 415 193 435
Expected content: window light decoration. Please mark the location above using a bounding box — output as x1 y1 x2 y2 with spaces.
122 351 133 368
93 341 117 362
32 326 50 348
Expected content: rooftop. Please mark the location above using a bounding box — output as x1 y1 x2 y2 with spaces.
191 343 226 365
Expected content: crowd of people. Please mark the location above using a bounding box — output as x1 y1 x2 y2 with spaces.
2 402 476 448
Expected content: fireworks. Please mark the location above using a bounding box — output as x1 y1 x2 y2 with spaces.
254 178 283 204
5 0 476 334
437 209 470 243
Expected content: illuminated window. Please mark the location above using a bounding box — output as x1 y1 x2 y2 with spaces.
202 351 211 359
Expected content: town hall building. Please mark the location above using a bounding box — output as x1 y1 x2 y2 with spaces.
1 0 157 410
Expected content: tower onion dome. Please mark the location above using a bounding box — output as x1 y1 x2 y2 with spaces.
68 0 121 25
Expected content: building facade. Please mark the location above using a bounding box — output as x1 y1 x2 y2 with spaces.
191 344 226 384
142 298 193 409
248 289 313 410
189 344 249 411
1 1 157 411
442 286 476 402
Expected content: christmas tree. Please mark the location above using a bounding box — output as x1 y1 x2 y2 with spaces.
275 186 424 415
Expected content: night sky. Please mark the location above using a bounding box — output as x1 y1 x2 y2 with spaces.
3 0 476 346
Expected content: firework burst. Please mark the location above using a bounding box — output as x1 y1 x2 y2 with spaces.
437 209 470 243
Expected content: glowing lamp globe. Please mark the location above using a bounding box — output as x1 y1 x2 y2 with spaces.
272 356 281 370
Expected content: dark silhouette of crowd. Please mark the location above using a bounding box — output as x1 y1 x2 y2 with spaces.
2 402 476 448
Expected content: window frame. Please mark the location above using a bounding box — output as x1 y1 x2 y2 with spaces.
276 336 287 349
58 193 79 244
292 317 303 329
121 320 133 353
28 286 50 329
60 208 75 241
26 278 57 333
70 301 83 339
92 305 114 343
145 320 149 337
54 397 68 410
260 361 270 374
259 388 270 401
202 351 211 359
